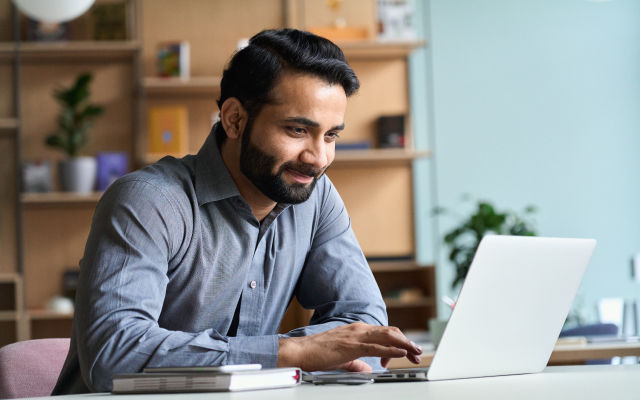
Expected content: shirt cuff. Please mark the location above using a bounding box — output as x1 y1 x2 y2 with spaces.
227 335 279 368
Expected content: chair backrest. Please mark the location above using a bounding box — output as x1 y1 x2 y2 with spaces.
0 339 70 399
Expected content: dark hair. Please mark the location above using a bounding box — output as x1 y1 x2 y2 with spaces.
215 28 360 145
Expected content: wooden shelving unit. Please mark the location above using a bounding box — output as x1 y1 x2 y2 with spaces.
339 39 427 60
0 40 140 61
333 148 431 167
1 0 140 345
142 76 221 95
1 0 435 345
26 309 74 320
384 297 434 309
0 118 19 130
0 274 26 347
369 261 436 331
21 192 104 205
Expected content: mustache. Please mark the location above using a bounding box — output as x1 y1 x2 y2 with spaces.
280 161 326 179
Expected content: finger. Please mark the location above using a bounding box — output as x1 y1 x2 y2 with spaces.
341 360 373 372
365 327 422 355
359 343 408 359
380 357 391 368
405 352 422 364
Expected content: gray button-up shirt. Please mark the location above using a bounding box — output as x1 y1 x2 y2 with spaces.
53 132 387 394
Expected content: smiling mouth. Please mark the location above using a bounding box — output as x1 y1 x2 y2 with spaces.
286 168 315 184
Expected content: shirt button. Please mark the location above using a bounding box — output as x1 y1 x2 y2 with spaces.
250 280 257 289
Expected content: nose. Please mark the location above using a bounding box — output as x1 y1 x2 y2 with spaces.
299 136 328 169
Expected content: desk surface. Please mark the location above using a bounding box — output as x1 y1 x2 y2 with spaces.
388 340 640 369
30 364 640 400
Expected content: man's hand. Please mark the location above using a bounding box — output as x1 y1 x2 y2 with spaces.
277 322 423 372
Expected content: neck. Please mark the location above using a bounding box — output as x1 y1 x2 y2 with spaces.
220 139 276 222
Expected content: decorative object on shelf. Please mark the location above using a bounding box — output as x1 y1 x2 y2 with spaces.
45 295 74 314
157 41 190 79
434 197 537 288
378 114 405 148
335 140 372 151
237 38 250 51
147 105 188 156
377 0 417 41
92 2 127 41
26 18 70 42
22 159 53 192
12 0 96 24
307 0 369 42
383 287 424 302
96 152 130 191
45 73 104 193
63 269 80 302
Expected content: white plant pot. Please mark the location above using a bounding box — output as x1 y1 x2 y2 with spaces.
59 157 97 193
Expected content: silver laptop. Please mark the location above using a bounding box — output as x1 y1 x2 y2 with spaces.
306 236 596 382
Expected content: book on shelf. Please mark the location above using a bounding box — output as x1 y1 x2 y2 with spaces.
111 368 302 394
335 141 373 151
147 106 188 156
157 41 190 78
92 2 128 41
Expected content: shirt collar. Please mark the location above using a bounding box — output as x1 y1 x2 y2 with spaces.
195 129 241 206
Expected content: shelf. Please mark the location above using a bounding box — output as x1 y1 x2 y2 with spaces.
0 118 19 130
143 76 221 95
0 273 20 283
332 148 431 167
27 309 74 320
384 297 434 308
369 260 434 272
0 41 140 61
142 149 430 167
21 191 104 205
0 311 19 321
338 40 427 60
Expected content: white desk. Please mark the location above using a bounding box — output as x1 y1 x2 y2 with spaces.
29 364 640 400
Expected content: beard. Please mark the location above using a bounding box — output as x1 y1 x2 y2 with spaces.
239 122 327 205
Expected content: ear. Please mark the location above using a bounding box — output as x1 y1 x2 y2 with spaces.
220 98 248 140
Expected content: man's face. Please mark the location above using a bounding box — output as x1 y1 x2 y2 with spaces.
239 73 347 204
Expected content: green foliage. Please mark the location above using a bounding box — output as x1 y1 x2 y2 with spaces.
45 73 104 157
434 197 538 289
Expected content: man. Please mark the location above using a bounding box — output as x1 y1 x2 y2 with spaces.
53 29 422 394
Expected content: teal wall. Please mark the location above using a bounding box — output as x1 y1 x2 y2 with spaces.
411 0 640 319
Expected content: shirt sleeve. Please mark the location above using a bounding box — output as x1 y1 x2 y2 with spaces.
278 177 388 370
74 179 278 392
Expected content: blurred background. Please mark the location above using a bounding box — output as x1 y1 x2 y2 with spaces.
0 0 639 365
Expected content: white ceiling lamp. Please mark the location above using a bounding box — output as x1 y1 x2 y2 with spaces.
12 0 96 24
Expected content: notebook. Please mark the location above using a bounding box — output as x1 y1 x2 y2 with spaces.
111 367 301 393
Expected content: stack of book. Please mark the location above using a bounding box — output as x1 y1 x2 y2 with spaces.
111 365 301 394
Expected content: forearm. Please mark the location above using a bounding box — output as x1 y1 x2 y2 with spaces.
81 319 279 392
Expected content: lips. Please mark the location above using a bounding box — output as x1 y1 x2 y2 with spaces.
286 168 315 184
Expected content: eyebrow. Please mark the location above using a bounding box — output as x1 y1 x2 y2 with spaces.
284 117 345 131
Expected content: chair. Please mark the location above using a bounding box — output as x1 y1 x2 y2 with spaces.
559 323 619 365
0 339 70 399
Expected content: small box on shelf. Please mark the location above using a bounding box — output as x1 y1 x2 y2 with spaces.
147 105 189 157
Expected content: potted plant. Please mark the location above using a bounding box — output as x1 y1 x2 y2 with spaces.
46 73 104 193
435 197 538 288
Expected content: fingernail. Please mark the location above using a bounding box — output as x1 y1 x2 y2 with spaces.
417 344 423 352
416 356 421 363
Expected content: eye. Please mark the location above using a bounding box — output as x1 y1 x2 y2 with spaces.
289 127 307 135
325 132 340 141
